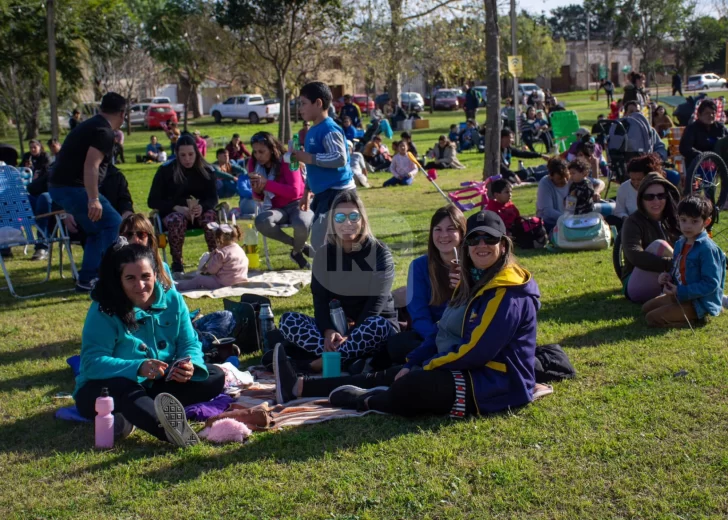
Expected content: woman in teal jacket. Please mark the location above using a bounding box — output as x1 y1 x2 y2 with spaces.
74 241 224 446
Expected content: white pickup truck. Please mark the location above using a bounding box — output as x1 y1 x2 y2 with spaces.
141 97 185 119
209 94 280 124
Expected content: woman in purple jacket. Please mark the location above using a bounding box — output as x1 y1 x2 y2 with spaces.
273 210 541 418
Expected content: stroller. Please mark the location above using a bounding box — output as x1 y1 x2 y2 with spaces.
605 112 656 194
0 144 19 167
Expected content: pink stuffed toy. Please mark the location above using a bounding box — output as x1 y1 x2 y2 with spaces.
199 418 252 444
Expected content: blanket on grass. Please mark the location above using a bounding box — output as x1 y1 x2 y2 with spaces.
177 269 311 299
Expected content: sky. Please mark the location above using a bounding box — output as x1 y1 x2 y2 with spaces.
513 0 717 16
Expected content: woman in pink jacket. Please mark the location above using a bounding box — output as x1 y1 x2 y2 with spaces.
249 132 314 269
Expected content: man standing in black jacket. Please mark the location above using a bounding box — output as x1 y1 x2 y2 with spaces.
672 72 683 97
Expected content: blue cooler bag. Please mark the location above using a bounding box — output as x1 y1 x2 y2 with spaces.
551 212 612 251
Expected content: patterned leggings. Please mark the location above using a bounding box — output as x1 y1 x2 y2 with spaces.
279 312 395 362
163 210 217 266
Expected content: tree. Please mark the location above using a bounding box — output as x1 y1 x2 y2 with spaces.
676 16 727 76
145 0 222 128
484 0 500 181
547 4 611 41
216 0 350 143
502 14 565 81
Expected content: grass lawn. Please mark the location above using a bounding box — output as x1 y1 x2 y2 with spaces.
3 91 728 519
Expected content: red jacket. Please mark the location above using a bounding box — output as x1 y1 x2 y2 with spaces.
485 199 521 232
246 158 305 209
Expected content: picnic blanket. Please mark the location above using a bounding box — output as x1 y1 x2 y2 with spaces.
178 269 311 299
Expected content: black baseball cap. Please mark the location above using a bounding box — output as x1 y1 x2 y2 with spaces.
465 210 506 239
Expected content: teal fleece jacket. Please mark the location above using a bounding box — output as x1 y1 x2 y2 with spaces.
73 283 208 396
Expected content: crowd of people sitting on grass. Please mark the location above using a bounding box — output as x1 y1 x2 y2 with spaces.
4 78 728 447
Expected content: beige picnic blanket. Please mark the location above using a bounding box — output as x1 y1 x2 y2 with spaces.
204 367 553 431
178 269 311 299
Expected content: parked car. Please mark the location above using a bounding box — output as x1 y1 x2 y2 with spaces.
209 94 280 124
141 97 185 119
127 103 151 126
472 86 487 106
433 89 460 110
144 104 178 129
518 83 543 104
332 95 376 114
686 74 728 91
374 92 424 112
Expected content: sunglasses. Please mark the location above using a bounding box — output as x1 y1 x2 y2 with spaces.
465 235 501 247
334 212 361 224
642 192 667 201
251 134 268 144
122 231 149 241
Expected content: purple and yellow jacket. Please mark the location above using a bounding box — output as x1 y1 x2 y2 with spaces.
404 265 540 414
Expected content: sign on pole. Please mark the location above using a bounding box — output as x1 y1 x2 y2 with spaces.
598 65 607 80
508 55 523 77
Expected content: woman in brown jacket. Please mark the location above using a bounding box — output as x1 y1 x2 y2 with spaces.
620 173 681 303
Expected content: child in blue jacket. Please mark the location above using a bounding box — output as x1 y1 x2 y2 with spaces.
643 195 726 327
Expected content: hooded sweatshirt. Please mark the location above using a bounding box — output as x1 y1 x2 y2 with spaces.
620 173 681 281
404 264 540 414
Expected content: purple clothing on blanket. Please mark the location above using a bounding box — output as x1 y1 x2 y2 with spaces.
185 394 235 421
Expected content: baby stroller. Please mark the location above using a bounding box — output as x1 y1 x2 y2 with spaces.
605 112 656 194
0 144 19 167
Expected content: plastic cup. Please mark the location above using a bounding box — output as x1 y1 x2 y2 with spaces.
322 352 342 378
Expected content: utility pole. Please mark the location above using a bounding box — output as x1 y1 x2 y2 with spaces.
510 0 519 146
585 11 590 92
47 0 59 140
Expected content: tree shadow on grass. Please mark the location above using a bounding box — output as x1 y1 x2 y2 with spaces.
0 340 79 366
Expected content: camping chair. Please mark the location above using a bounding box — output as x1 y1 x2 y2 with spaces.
0 165 78 298
549 110 580 153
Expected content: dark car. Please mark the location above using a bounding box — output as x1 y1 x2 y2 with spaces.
374 92 424 112
433 89 460 110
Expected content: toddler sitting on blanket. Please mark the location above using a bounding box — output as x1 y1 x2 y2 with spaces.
176 222 249 292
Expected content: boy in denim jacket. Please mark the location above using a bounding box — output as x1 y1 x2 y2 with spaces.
643 196 726 327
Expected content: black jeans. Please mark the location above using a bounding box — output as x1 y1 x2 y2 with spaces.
302 366 474 417
75 364 225 441
605 214 624 232
386 330 423 364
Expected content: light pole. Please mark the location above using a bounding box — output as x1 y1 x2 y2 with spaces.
510 0 519 145
47 0 59 140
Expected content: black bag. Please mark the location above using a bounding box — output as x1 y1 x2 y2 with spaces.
222 295 272 354
511 216 547 250
534 344 576 383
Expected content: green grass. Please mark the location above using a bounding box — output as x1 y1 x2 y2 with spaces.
3 93 728 519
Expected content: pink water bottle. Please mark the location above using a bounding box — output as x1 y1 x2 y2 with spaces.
95 388 114 449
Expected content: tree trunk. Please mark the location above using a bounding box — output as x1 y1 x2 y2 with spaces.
14 115 25 157
276 73 290 143
387 0 403 105
191 83 201 118
484 0 501 181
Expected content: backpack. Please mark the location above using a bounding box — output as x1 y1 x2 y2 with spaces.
222 294 272 353
550 212 612 251
511 216 547 249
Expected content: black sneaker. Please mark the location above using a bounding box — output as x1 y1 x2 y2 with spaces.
154 393 199 447
290 250 311 269
171 262 184 279
302 244 314 258
31 248 48 261
273 343 298 404
0 249 13 259
328 385 388 409
114 414 136 441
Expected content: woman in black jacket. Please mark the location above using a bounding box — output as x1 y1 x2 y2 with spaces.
147 134 219 276
279 191 398 372
678 99 728 167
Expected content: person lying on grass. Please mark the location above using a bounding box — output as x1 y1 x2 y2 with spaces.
643 196 726 328
73 241 224 446
273 210 541 418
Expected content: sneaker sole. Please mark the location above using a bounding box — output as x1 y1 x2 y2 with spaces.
154 393 199 447
328 385 389 402
272 343 287 404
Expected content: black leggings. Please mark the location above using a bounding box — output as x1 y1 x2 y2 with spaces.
302 366 475 417
75 364 225 440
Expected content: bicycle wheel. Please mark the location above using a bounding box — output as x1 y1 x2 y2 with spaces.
686 152 728 210
612 232 624 279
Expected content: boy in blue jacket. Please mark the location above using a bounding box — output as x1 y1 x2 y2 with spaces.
643 195 726 327
291 81 355 251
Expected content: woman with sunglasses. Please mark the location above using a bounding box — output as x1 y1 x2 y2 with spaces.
147 134 219 278
273 210 541 418
248 132 314 269
278 191 398 371
73 241 225 446
621 172 681 303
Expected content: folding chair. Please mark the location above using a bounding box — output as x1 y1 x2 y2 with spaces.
0 165 78 298
549 110 581 153
150 203 230 264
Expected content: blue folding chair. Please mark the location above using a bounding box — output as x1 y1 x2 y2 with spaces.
0 165 78 298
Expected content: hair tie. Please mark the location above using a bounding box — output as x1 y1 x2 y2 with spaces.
220 224 233 233
113 236 128 251
207 222 220 231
